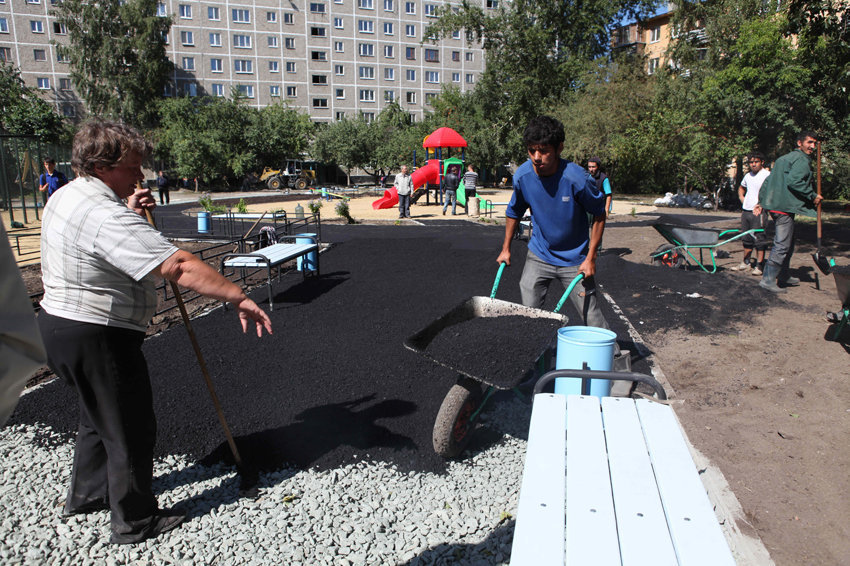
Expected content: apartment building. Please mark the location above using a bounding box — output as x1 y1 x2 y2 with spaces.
610 10 675 75
0 0 490 122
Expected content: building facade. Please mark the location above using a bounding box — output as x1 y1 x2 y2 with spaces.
0 0 490 122
610 10 674 75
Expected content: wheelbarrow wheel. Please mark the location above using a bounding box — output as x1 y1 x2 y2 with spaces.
433 377 482 459
651 243 688 269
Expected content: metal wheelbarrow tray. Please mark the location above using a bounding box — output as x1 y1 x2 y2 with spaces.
405 296 568 458
830 266 850 340
650 214 765 273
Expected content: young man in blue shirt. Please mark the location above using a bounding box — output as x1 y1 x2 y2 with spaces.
38 157 69 200
497 116 615 334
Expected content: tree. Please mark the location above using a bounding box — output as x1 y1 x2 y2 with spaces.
247 104 315 170
0 63 68 140
312 116 376 185
52 0 172 128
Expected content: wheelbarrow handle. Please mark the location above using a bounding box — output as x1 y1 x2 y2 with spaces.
490 262 507 299
553 273 585 314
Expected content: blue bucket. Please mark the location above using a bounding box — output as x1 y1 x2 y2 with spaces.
555 326 617 398
197 211 211 234
296 233 318 272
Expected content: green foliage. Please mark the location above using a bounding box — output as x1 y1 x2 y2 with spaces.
236 198 248 214
198 193 225 213
247 104 315 168
307 199 323 214
52 0 172 128
311 115 377 184
0 64 68 140
335 200 355 223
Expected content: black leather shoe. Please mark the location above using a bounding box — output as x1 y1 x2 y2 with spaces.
110 512 186 545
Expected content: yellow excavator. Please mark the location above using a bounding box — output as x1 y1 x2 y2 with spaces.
259 160 317 191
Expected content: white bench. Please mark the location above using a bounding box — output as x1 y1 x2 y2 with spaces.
511 392 735 565
221 235 319 311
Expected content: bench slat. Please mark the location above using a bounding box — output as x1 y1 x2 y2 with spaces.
602 397 678 566
636 400 736 566
511 393 567 565
223 243 317 268
566 395 621 566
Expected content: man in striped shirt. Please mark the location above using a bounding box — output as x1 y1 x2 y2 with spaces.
38 120 272 544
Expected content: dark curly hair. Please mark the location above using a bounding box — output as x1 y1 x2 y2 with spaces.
523 116 565 149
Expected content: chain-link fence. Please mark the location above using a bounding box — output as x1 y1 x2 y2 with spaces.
0 134 72 225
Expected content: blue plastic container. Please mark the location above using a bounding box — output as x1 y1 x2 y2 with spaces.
555 326 617 398
197 211 211 234
296 233 318 272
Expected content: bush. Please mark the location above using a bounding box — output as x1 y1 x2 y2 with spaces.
198 193 226 214
335 200 355 224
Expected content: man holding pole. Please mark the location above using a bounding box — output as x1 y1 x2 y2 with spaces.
38 120 272 544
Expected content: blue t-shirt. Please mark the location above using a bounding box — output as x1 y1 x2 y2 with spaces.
506 158 605 267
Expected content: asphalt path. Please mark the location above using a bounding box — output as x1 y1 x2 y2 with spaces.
8 218 770 476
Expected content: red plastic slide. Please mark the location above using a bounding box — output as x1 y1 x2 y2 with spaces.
372 159 441 210
372 187 399 210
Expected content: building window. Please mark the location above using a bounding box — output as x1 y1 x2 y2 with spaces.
270 85 280 97
233 34 252 48
452 72 460 82
57 52 70 63
179 4 192 18
425 92 437 105
334 64 345 75
384 0 394 10
650 26 661 43
212 83 224 97
384 45 394 58
424 3 436 16
180 31 194 45
312 74 328 85
163 83 172 96
425 70 438 83
359 43 374 56
451 51 460 62
334 41 344 52
26 0 41 4
384 67 394 80
37 77 50 89
237 84 255 98
405 24 415 37
284 13 294 24
358 0 374 8
313 98 328 108
406 47 415 60
268 36 278 47
312 27 327 37
465 73 475 83
31 21 45 34
406 91 416 103
310 3 326 14
182 56 195 70
285 37 295 49
59 78 72 90
336 111 345 120
383 22 393 35
0 18 8 33
334 17 343 29
210 58 222 72
406 69 415 80
336 88 345 99
0 47 10 62
363 112 375 122
424 48 438 62
267 11 277 23
208 6 220 20
232 9 250 23
209 33 222 47
287 86 297 97
269 61 279 72
359 89 375 102
62 105 76 117
157 3 166 17
185 83 197 96
358 20 374 33
312 51 328 61
648 57 659 74
234 59 253 73
452 30 460 40
384 90 395 102
359 66 375 79
286 61 296 72
405 2 415 14
33 49 46 62
486 0 498 7
53 22 67 34
465 52 473 62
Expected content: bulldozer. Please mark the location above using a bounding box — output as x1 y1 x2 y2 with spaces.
259 160 317 191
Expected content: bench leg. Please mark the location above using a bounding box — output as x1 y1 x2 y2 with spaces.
267 265 274 311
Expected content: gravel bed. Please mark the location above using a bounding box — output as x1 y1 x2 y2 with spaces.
0 392 531 565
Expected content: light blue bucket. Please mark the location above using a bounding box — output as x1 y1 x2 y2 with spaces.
296 233 318 272
197 211 211 234
555 326 617 398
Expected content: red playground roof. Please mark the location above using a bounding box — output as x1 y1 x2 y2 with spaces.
423 127 467 148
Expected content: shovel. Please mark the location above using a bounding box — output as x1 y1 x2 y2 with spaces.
812 141 833 275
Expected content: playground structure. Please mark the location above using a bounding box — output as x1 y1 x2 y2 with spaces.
372 127 469 211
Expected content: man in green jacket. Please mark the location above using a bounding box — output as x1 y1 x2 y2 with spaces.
755 131 823 293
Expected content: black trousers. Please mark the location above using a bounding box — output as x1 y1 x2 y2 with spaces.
38 311 159 540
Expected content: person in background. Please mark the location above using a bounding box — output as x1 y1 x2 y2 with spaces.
586 157 612 216
394 164 413 219
155 170 170 205
38 119 272 545
732 152 770 275
442 164 460 216
39 158 69 200
462 164 478 215
756 131 822 293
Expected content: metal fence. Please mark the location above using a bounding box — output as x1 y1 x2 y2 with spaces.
0 134 72 225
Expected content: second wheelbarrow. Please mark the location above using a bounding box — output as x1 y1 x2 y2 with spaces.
405 265 583 458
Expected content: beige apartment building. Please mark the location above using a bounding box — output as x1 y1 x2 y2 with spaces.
611 9 678 75
0 0 490 122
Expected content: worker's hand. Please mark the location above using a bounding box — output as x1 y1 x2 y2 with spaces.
496 250 511 266
39 184 48 193
127 187 157 216
234 297 273 337
814 195 824 206
578 256 597 279
753 204 763 215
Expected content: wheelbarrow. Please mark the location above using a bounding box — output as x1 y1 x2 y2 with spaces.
405 264 584 458
650 214 765 273
828 266 850 340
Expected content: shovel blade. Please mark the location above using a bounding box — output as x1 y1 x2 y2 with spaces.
813 251 832 275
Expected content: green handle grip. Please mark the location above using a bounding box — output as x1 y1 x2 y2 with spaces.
553 273 585 313
491 262 507 298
